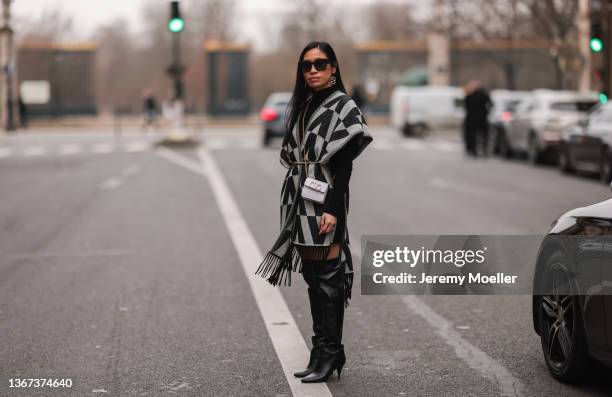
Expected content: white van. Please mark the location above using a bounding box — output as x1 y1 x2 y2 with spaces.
390 85 465 136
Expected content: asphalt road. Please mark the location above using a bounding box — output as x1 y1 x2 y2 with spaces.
0 127 611 396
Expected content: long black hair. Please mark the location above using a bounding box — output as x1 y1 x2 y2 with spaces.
283 41 347 144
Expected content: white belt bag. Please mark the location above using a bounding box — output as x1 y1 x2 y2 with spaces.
301 176 329 204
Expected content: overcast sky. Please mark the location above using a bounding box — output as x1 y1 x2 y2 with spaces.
13 0 431 51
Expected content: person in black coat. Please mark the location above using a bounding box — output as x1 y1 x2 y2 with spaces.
463 80 493 157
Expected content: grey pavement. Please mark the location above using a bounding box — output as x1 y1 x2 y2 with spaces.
0 127 611 396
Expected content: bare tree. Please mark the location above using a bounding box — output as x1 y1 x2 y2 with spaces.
17 8 74 44
362 0 423 41
444 0 536 89
518 0 581 89
445 0 581 89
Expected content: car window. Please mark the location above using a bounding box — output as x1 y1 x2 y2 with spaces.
550 101 598 112
515 99 532 114
505 99 522 112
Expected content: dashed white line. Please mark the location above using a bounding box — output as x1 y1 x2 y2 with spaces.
0 147 13 158
372 140 393 150
23 145 47 156
401 140 428 150
100 177 122 190
431 141 461 152
205 138 229 150
59 144 82 155
125 141 149 152
92 142 115 154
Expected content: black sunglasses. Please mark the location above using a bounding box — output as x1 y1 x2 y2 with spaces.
300 58 332 73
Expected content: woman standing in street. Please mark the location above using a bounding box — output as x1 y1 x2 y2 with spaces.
255 41 373 383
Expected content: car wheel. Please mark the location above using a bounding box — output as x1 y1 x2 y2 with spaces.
401 123 413 137
538 252 590 383
528 134 542 164
600 148 612 183
559 146 574 174
412 123 429 138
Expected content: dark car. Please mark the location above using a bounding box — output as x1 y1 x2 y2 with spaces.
559 102 612 183
260 92 292 147
532 194 612 382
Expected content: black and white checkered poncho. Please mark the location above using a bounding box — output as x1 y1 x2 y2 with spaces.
255 89 373 308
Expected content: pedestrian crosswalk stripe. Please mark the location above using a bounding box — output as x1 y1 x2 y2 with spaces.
92 143 115 154
125 141 150 152
401 140 428 150
0 147 13 157
0 138 463 159
23 146 47 156
59 144 82 155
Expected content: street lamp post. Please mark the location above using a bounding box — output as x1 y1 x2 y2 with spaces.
0 0 15 132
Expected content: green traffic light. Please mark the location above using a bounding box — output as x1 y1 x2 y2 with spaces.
600 92 608 104
590 37 603 53
168 18 184 33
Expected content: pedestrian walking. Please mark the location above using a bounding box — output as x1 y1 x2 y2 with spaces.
18 96 27 130
142 90 159 131
463 80 492 157
255 41 373 383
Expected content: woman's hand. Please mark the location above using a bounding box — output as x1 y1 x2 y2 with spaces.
319 212 337 234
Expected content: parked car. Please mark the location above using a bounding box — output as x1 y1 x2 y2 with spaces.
505 90 599 164
390 85 465 137
559 102 612 183
488 89 529 157
260 92 292 147
532 194 612 382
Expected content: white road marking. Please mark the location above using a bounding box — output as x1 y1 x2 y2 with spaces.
155 146 331 397
401 140 427 150
431 141 461 152
372 140 393 150
428 176 523 202
100 177 122 190
4 250 134 259
351 234 524 397
205 139 229 150
122 164 141 176
92 142 115 154
0 147 13 158
59 143 82 155
125 141 149 152
23 145 47 156
238 140 260 149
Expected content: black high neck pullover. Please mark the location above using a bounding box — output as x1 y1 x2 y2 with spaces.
303 84 338 127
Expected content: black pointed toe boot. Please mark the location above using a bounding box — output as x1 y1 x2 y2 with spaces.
301 257 346 383
294 288 324 377
294 259 325 378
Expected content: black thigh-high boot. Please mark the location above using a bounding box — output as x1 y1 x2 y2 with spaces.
301 256 346 383
294 258 325 378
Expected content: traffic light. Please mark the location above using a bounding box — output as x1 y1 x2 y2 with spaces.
600 91 609 104
591 21 604 53
168 1 184 33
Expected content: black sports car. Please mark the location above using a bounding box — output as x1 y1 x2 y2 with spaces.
533 193 612 382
